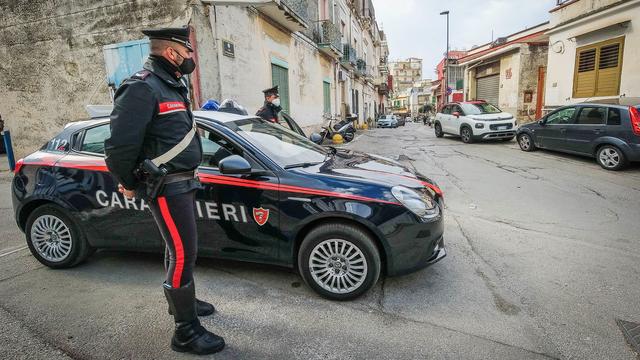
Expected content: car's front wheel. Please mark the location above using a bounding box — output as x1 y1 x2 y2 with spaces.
460 126 474 143
596 145 627 171
25 204 93 268
298 223 381 301
517 133 536 152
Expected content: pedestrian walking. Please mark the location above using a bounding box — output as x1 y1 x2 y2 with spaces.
104 26 225 355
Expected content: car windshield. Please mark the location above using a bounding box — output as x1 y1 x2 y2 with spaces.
461 103 502 115
227 118 327 168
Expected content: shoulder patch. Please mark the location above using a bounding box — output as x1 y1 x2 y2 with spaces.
131 70 151 80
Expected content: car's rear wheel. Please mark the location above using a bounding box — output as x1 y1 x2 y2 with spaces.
434 123 444 138
460 126 474 143
517 133 536 152
596 145 627 171
25 205 93 268
298 223 381 301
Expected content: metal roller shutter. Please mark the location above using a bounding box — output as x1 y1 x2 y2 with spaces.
476 75 500 106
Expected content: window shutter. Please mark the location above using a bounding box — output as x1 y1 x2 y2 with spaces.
573 48 597 98
271 64 290 113
595 41 623 96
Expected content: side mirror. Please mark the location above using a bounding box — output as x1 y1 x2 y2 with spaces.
538 119 545 125
452 112 460 118
219 155 251 175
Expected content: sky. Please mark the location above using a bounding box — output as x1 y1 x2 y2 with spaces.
371 0 558 79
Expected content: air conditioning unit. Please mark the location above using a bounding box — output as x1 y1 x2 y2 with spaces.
338 70 347 82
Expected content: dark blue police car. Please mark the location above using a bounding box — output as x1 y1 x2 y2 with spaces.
12 111 445 300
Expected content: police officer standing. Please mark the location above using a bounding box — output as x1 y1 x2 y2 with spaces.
104 27 225 355
256 85 282 123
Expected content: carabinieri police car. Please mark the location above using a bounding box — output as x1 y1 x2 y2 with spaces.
12 110 446 300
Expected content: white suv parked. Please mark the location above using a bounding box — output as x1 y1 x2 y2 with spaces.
434 102 517 143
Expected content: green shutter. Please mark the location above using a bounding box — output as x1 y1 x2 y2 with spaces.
271 64 290 113
323 81 331 114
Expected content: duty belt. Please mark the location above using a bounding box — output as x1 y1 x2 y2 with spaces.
164 171 197 184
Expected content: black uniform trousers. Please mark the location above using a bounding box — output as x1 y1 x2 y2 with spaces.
149 190 198 288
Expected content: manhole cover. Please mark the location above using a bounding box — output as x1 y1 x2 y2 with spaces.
617 319 640 354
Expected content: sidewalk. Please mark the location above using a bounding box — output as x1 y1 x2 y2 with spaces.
0 155 13 182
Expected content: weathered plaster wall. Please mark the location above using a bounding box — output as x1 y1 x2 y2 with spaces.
0 0 195 158
212 6 333 134
498 52 520 117
517 44 548 122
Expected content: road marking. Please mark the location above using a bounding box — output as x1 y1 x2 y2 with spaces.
0 246 29 258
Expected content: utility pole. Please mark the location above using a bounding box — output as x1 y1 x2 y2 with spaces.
440 10 450 108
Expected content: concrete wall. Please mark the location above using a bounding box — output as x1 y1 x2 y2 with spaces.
211 6 334 135
498 52 520 117
0 0 193 158
545 1 640 106
517 44 548 122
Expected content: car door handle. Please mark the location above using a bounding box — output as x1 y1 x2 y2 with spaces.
593 129 602 134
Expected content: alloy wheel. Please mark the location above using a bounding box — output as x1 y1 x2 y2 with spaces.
309 239 368 294
519 135 531 150
599 148 620 168
30 215 73 262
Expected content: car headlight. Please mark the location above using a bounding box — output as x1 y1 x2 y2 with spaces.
391 186 439 219
475 123 485 129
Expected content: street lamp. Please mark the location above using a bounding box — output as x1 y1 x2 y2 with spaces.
440 10 449 107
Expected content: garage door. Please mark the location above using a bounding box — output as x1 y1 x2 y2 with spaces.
476 75 499 106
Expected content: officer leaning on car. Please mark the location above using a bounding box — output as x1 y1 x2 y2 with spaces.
104 27 225 355
256 85 282 123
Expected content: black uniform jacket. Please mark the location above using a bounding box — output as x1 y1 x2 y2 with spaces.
105 56 202 191
256 102 281 123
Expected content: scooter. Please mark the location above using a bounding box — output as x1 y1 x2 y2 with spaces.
313 115 357 144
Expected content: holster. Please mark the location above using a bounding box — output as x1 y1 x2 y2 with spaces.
134 159 168 202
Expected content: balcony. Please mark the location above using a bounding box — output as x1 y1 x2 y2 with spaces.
354 59 366 77
209 0 309 32
314 20 343 59
377 82 389 95
341 44 357 69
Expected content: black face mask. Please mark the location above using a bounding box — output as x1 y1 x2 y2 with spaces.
173 49 196 75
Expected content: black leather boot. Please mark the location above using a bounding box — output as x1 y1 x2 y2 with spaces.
168 298 215 317
163 281 225 355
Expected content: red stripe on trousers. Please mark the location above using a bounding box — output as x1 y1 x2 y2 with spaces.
157 197 185 288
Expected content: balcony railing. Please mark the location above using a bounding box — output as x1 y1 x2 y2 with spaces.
209 0 309 32
341 44 357 67
315 20 343 58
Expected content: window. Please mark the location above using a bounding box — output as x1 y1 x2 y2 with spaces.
546 107 576 125
460 103 502 115
452 105 463 115
575 107 606 125
573 37 624 98
199 128 239 168
607 108 621 126
441 106 451 114
271 63 290 113
323 81 331 114
81 124 111 154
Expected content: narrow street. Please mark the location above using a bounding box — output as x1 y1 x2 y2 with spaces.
1 123 639 359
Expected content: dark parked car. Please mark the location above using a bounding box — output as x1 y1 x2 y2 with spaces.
516 98 640 170
12 111 446 300
397 117 406 127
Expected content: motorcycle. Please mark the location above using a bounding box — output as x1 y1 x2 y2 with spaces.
312 115 357 144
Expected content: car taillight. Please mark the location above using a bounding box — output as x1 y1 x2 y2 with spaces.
14 159 24 174
630 106 640 136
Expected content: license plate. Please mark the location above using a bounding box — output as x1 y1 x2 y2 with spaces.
497 126 507 130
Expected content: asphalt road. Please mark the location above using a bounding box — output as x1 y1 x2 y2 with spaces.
1 123 639 359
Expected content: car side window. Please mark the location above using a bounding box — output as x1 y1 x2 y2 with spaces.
198 127 262 170
546 107 576 125
81 124 111 154
441 106 450 115
453 105 463 115
607 108 621 126
575 107 606 125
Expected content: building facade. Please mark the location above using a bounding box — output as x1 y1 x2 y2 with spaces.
434 51 467 109
0 0 390 157
457 24 549 123
389 57 422 94
544 0 640 108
